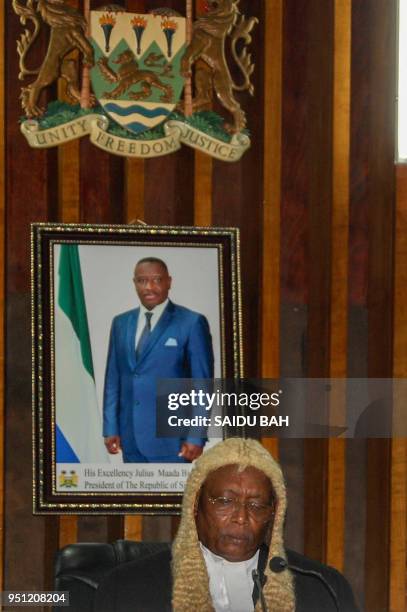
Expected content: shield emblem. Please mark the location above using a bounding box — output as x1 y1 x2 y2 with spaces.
90 11 186 135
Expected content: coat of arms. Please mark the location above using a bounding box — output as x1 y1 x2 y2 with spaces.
13 0 258 161
90 11 186 135
59 470 78 488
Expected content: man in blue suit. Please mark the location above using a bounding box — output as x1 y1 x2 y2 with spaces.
103 257 214 463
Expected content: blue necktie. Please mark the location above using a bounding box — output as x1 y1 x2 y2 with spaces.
136 312 153 359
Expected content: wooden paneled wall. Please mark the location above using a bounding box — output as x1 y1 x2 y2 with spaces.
0 0 5 595
2 1 407 610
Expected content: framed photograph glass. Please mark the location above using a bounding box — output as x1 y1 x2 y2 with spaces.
32 223 242 513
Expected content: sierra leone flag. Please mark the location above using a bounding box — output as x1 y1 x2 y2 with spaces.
55 244 108 463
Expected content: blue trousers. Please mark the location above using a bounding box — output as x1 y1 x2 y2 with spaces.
122 446 187 463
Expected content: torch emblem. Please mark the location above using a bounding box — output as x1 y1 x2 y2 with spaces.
131 16 148 55
161 19 178 58
99 13 116 53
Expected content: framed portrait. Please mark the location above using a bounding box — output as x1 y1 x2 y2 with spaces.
32 223 242 514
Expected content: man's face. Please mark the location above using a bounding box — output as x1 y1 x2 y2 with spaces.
133 262 172 310
195 464 275 562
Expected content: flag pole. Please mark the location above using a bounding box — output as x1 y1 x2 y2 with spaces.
184 0 193 117
80 0 91 109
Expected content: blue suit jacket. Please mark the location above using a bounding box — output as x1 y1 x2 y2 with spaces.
103 301 214 460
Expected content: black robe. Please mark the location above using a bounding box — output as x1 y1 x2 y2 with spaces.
93 545 359 612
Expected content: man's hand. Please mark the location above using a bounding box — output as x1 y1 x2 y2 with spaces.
104 435 121 454
179 443 203 462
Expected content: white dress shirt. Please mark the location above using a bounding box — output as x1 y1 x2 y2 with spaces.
200 543 259 612
135 299 169 349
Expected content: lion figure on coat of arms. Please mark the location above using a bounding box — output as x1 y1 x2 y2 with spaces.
97 50 173 103
12 0 95 118
180 0 258 133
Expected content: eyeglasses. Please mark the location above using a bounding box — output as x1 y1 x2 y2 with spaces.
207 496 274 521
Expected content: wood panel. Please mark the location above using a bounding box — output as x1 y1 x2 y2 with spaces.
330 0 351 382
261 0 282 380
345 1 371 604
281 1 308 305
44 517 59 590
58 516 78 549
389 439 407 612
303 0 334 564
365 441 392 611
125 158 145 224
260 0 282 461
0 0 4 592
194 152 212 227
366 3 397 381
59 141 80 223
326 440 346 571
79 141 125 223
326 0 351 573
390 163 407 612
348 1 369 309
107 516 125 542
394 166 407 377
306 2 334 380
280 1 309 558
78 516 108 543
124 515 143 541
144 145 194 226
364 2 397 610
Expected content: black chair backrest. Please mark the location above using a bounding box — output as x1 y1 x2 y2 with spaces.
54 540 170 612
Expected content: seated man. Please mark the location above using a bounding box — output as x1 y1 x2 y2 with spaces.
95 438 359 611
